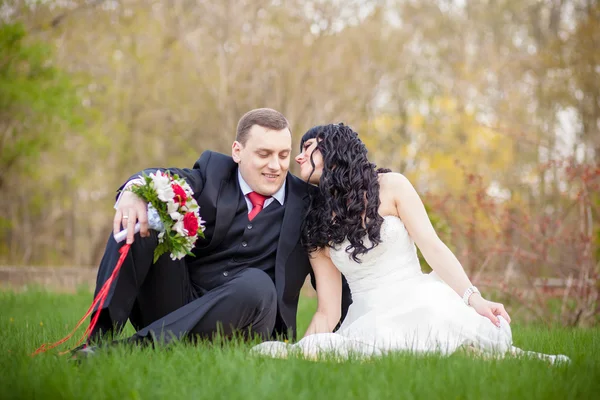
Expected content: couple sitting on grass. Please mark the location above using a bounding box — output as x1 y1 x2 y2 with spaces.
78 108 568 364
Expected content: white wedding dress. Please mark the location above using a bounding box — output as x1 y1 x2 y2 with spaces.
252 216 569 363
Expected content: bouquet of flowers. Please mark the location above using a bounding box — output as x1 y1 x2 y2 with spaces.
32 170 205 356
115 170 206 262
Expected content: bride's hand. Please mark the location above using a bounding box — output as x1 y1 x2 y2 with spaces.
303 311 334 337
468 293 511 327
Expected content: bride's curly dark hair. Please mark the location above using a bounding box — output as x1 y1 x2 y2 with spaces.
300 123 391 262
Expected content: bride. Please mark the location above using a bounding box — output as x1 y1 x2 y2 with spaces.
252 123 568 363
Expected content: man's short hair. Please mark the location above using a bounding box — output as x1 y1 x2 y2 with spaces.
236 108 290 145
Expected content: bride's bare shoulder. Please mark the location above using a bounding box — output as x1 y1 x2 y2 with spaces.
378 172 412 215
378 171 408 184
378 172 413 193
310 246 331 259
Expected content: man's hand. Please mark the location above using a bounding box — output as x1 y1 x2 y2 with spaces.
113 191 149 244
468 293 511 327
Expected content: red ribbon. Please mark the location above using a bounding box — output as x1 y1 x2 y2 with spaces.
31 244 131 356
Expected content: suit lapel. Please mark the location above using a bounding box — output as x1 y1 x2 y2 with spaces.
204 171 239 251
275 176 308 293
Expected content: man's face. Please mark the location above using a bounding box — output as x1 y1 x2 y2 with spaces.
232 125 292 196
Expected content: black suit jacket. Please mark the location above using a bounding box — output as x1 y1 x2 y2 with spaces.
129 150 351 338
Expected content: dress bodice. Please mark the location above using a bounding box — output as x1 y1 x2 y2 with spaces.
330 215 423 296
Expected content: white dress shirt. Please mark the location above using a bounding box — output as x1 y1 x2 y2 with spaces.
237 169 286 212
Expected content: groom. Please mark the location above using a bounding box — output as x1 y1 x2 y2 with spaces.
87 108 350 350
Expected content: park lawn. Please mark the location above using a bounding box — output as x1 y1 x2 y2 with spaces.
0 288 598 400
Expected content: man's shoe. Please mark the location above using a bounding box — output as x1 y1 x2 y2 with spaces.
68 344 98 363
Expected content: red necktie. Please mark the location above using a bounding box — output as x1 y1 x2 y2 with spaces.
247 191 269 221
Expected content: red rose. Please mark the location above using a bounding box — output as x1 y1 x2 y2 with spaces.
183 212 199 236
172 184 187 206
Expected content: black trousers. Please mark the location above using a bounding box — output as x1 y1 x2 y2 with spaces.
90 231 278 345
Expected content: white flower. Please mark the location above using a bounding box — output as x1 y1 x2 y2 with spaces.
166 200 182 220
150 170 169 186
166 199 178 213
180 181 194 195
157 186 175 202
172 219 188 236
150 171 175 202
170 248 188 260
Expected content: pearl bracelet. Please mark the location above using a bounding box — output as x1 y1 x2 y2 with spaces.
462 286 480 306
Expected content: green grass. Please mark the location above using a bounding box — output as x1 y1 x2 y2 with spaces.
0 289 599 400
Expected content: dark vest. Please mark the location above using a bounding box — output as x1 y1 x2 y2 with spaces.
188 187 286 293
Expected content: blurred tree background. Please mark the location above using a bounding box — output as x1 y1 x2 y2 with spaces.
0 0 598 325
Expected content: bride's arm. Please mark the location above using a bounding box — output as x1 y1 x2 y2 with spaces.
385 173 510 326
303 247 342 337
